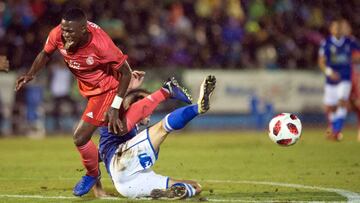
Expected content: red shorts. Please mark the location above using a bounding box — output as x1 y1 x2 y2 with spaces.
82 89 117 126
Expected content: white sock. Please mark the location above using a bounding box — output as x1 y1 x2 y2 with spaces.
184 183 196 197
335 107 347 119
329 112 336 122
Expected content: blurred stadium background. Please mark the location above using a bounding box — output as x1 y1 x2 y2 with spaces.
0 0 359 136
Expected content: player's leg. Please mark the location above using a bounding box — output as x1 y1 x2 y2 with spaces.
325 105 337 138
110 164 200 199
73 91 117 196
323 84 340 140
72 120 100 196
355 107 360 142
150 178 202 200
107 128 166 198
331 81 352 140
147 76 216 199
168 179 202 195
149 75 216 153
124 77 192 132
350 83 360 142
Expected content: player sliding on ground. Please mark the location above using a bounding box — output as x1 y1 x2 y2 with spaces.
97 75 216 200
14 8 192 196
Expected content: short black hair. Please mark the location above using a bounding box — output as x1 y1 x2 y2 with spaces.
62 8 87 22
126 88 151 100
125 89 151 107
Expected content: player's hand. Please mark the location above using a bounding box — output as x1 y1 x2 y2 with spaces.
128 70 145 90
329 72 340 81
15 74 34 91
106 108 127 135
0 55 9 72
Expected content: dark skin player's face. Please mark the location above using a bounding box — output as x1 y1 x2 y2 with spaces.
61 19 87 50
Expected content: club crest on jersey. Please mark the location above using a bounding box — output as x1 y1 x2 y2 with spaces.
138 153 153 169
86 56 94 65
330 45 336 53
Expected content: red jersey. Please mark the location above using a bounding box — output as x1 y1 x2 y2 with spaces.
44 21 128 97
351 51 360 100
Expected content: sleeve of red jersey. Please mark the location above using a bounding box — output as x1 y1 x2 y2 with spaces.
43 27 59 54
99 35 128 71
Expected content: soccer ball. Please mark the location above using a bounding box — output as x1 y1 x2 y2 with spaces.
268 113 302 146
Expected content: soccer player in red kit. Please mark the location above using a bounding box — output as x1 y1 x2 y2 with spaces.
342 19 360 141
351 50 360 141
15 8 192 196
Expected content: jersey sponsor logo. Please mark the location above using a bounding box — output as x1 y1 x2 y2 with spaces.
87 21 100 29
331 54 349 64
138 153 153 169
86 112 94 118
86 56 94 65
65 59 81 69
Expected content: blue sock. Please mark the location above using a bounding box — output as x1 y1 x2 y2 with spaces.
334 118 345 134
331 120 337 134
333 107 347 134
163 105 199 132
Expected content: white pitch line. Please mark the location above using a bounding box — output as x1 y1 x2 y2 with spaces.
207 199 342 203
0 179 359 202
204 180 360 203
0 194 75 200
0 194 344 203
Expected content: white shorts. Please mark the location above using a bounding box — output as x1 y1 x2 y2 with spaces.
323 81 352 106
109 129 169 198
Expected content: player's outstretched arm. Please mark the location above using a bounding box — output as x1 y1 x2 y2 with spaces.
15 50 51 91
107 60 132 135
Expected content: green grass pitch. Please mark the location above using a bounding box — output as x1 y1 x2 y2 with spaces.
0 128 359 202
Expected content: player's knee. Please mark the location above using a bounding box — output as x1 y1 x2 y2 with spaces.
325 105 336 113
73 132 91 146
338 99 348 108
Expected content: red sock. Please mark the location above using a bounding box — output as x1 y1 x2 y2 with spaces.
76 140 99 177
125 89 169 130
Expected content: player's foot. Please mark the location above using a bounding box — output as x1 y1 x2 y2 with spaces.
325 129 333 140
163 77 192 104
325 131 342 142
335 132 343 141
150 185 187 200
198 75 216 114
73 174 100 196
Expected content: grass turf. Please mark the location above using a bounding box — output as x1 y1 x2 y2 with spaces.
0 128 359 202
